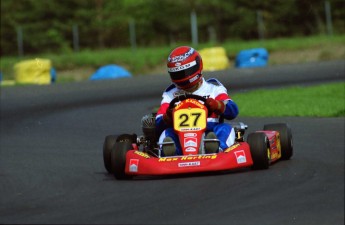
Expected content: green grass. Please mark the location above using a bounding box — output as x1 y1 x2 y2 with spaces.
223 34 345 54
233 82 345 117
1 34 344 81
0 46 172 80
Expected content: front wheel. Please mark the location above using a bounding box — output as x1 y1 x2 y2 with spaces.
103 135 117 173
247 132 270 170
263 123 293 160
111 141 133 180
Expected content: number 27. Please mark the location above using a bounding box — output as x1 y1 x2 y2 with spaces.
179 113 201 127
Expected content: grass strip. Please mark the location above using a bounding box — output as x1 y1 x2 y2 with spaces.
232 82 345 117
1 34 344 80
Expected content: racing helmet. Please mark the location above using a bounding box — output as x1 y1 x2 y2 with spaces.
167 46 203 90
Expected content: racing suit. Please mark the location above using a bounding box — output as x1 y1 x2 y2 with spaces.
155 78 239 155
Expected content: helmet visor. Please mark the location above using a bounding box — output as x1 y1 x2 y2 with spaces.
168 60 200 81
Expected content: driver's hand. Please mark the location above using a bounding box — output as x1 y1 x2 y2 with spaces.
205 98 225 115
163 108 173 126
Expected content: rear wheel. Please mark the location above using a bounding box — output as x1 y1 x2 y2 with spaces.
116 133 137 143
263 123 293 160
247 132 270 169
103 135 117 173
111 140 133 180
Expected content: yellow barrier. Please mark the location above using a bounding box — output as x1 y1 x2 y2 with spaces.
199 47 230 71
14 58 52 85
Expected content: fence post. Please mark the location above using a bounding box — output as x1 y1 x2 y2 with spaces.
129 19 137 52
191 10 198 46
257 10 265 41
73 24 80 52
324 1 333 36
208 26 216 44
17 27 24 57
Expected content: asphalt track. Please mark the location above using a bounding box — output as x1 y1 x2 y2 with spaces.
0 60 344 225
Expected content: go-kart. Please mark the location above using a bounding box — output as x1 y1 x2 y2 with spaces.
103 94 293 179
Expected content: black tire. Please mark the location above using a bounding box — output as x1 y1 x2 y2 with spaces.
103 135 117 173
111 141 133 180
116 133 137 143
263 123 293 160
247 132 270 169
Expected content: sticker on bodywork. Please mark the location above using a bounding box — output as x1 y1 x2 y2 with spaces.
234 150 247 164
178 161 200 167
129 159 139 172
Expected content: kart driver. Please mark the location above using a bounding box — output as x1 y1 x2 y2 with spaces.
155 46 239 156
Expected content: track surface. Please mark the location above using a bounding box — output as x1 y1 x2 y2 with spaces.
1 61 344 224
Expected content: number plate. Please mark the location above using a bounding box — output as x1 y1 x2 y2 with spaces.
174 108 207 131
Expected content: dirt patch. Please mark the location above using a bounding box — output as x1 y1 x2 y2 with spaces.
57 67 95 82
268 44 345 65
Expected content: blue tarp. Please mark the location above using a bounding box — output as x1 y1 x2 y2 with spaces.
89 64 132 81
50 67 56 83
235 48 269 68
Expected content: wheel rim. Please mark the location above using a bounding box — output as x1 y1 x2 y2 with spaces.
265 136 270 161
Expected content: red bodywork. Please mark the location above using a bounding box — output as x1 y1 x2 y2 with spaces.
124 142 253 176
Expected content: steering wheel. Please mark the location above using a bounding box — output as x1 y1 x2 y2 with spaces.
168 94 212 117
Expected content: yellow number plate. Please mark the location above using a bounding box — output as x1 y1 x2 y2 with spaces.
174 108 207 131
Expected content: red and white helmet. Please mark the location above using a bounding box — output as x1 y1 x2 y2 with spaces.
167 46 203 90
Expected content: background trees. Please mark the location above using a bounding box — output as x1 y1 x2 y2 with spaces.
1 0 344 56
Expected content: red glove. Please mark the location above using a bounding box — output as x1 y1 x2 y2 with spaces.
205 98 225 115
163 108 173 125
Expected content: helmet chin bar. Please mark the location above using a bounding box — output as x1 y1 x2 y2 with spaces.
178 77 203 92
173 73 202 89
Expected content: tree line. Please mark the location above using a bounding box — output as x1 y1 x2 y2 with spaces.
1 0 344 57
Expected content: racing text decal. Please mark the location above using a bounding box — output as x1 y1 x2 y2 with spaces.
134 151 150 159
224 143 240 153
159 154 217 162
